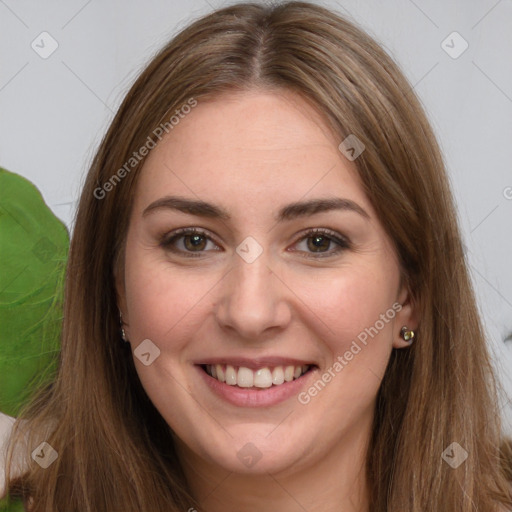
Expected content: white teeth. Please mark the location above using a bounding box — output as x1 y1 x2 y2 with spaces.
237 367 254 388
205 364 310 388
254 368 273 388
284 366 294 382
215 364 225 382
225 365 237 386
272 366 284 385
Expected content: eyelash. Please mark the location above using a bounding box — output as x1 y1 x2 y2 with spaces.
159 227 350 259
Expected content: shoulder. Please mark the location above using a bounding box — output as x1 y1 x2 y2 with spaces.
0 412 16 499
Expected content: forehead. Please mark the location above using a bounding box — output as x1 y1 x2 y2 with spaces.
132 90 372 218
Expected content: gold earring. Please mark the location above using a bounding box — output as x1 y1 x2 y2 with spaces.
400 326 415 344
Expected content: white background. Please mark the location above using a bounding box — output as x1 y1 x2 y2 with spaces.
1 0 511 431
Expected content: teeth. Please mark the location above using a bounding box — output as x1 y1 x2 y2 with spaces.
225 365 237 385
237 367 254 388
205 364 310 388
254 368 273 388
272 366 284 385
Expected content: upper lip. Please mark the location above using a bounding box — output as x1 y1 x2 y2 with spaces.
194 356 317 370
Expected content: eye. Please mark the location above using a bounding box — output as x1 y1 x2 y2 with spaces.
159 228 221 257
290 228 350 258
159 227 350 259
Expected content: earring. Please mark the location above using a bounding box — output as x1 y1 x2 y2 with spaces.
119 310 128 342
400 326 415 344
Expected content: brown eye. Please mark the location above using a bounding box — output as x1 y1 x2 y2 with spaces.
306 234 331 252
183 234 207 251
292 228 350 258
160 228 220 257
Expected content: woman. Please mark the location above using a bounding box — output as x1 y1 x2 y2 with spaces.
3 1 512 510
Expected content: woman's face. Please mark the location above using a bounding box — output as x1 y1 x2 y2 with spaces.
116 90 416 476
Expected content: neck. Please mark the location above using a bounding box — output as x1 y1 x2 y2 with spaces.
176 412 372 512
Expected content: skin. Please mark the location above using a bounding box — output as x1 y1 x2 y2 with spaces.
116 89 418 512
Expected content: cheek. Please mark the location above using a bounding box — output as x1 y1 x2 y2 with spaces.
293 266 398 416
297 264 399 345
123 241 217 349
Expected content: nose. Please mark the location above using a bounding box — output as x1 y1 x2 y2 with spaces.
214 250 292 340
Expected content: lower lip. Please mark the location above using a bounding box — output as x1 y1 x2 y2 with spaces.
196 365 318 407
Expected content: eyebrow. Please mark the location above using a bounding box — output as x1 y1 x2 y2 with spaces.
142 195 370 222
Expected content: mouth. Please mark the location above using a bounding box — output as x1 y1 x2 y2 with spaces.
197 363 316 390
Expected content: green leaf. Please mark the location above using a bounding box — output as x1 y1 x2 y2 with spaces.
0 167 69 417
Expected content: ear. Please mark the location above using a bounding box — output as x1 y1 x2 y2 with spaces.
392 281 419 349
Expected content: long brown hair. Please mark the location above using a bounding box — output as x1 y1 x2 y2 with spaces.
5 2 512 510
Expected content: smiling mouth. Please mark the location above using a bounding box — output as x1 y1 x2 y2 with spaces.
199 363 315 389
